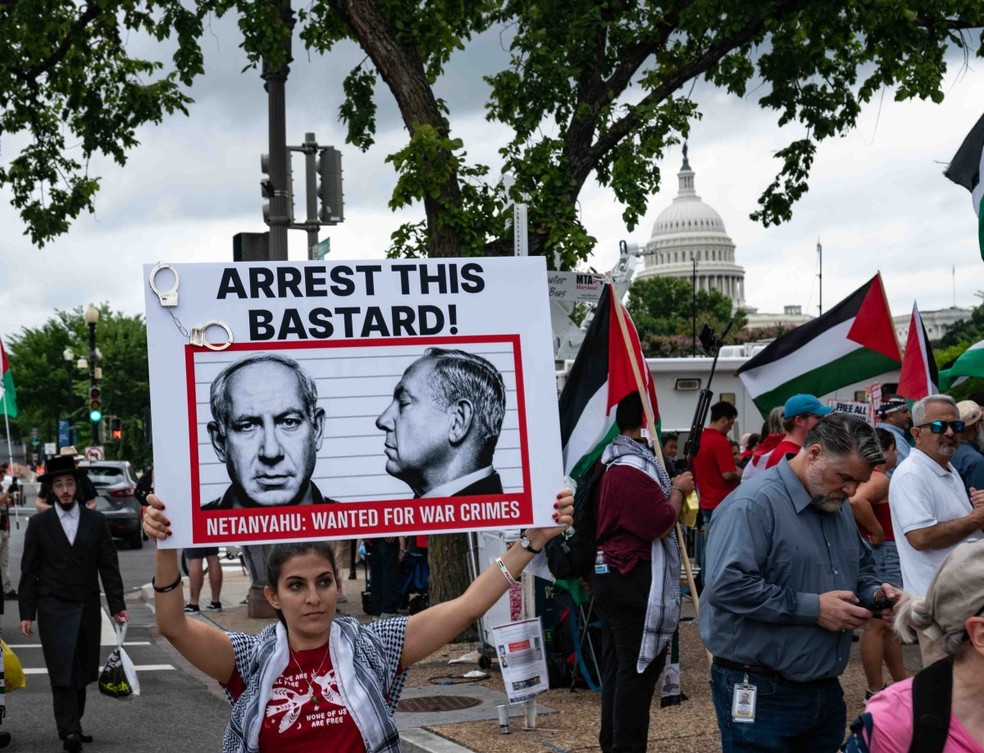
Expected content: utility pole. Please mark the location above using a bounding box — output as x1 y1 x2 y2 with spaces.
261 0 294 260
817 237 823 316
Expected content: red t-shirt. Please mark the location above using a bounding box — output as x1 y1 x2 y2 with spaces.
855 468 895 542
765 439 802 469
224 644 366 753
692 428 739 511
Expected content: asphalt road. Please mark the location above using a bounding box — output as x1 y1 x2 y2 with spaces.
2 507 231 752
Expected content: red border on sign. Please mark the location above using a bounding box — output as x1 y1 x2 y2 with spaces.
185 335 532 544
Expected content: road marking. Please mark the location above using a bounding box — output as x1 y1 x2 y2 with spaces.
24 664 175 675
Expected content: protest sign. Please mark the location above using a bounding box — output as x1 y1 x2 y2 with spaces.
144 258 563 548
832 400 870 421
491 618 550 704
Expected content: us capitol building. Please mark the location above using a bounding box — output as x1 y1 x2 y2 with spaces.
635 146 811 331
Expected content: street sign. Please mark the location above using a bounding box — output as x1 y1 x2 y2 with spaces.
547 271 604 303
43 442 56 456
84 446 104 461
58 419 70 446
312 237 331 260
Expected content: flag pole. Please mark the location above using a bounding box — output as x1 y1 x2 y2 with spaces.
609 284 708 663
2 393 16 531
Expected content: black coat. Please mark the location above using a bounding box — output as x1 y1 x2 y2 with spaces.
454 471 503 496
18 506 125 686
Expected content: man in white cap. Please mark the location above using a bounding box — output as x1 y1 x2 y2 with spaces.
951 399 984 496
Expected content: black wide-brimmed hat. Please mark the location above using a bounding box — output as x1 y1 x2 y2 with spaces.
37 455 88 484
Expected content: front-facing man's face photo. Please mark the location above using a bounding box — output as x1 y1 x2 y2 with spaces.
375 359 453 489
209 361 325 506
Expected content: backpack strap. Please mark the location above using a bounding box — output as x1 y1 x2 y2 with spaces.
908 656 954 753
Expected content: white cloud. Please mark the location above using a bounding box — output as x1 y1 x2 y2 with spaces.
1 21 982 345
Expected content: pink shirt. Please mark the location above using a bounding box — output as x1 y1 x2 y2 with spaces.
867 678 984 753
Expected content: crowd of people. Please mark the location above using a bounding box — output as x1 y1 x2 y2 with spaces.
5 386 984 753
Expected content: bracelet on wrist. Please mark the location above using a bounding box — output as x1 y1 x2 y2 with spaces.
495 557 520 588
152 573 183 593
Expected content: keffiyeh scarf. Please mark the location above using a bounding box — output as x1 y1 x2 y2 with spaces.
602 434 681 672
222 615 408 753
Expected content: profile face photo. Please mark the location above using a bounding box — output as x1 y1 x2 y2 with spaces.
376 347 506 498
206 354 326 508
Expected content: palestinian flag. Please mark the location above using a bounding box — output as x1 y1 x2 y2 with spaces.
738 274 901 416
0 336 17 418
559 283 659 480
939 337 984 391
944 111 984 262
897 303 939 400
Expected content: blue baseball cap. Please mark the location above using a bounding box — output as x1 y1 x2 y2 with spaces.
783 394 834 419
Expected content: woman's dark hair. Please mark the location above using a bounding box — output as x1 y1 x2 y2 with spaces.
265 542 338 629
746 433 761 451
266 542 337 590
874 427 897 452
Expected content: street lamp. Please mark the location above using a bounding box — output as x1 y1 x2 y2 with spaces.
84 305 100 444
63 347 74 444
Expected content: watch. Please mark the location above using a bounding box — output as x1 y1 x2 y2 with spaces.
519 531 541 554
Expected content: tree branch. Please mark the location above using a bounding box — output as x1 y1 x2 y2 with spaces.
580 0 810 186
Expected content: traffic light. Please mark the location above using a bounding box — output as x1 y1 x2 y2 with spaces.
261 153 273 225
89 386 102 423
110 416 123 441
317 147 343 224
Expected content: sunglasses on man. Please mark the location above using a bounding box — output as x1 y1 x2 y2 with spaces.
915 420 965 434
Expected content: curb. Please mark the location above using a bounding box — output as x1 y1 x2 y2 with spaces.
401 728 475 753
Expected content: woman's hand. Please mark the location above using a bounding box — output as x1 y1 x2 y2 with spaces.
517 488 574 552
143 494 172 541
672 471 695 496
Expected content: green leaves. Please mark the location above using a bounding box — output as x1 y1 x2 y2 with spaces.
3 0 983 256
0 0 203 246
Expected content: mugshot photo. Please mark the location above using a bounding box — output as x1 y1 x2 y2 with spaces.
190 340 524 510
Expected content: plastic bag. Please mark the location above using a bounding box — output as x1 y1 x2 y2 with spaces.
98 623 139 699
2 640 25 692
679 491 700 528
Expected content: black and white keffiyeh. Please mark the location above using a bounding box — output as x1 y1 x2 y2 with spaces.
602 434 681 672
222 615 409 753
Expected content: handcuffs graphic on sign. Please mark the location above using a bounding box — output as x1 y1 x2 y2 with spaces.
148 262 233 351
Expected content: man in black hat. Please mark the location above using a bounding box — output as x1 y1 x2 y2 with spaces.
18 455 127 752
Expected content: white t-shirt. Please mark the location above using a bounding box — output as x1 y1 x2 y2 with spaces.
889 448 980 596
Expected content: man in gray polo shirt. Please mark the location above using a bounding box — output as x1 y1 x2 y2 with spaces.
889 393 984 666
701 413 899 753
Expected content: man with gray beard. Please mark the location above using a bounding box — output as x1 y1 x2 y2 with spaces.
700 413 899 753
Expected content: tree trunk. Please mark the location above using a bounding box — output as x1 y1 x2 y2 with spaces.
332 0 464 258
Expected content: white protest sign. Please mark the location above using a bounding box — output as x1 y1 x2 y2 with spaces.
144 258 563 548
546 271 604 303
491 617 549 704
832 401 869 421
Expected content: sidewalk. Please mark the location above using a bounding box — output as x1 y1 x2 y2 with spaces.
143 565 924 753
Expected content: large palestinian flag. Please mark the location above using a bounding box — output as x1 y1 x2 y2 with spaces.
559 283 659 480
897 303 939 400
944 111 984 262
738 274 901 415
0 336 17 418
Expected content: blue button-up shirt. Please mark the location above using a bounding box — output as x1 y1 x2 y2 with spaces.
699 459 880 682
951 440 984 496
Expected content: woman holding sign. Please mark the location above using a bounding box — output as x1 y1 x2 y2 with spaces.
142 490 573 753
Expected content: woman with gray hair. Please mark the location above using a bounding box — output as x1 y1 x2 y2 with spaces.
844 539 984 752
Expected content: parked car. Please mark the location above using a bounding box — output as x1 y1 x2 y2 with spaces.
78 460 143 549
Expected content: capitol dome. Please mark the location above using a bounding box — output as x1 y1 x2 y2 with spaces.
637 146 745 308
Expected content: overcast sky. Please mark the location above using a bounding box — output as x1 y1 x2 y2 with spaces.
2 16 983 346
